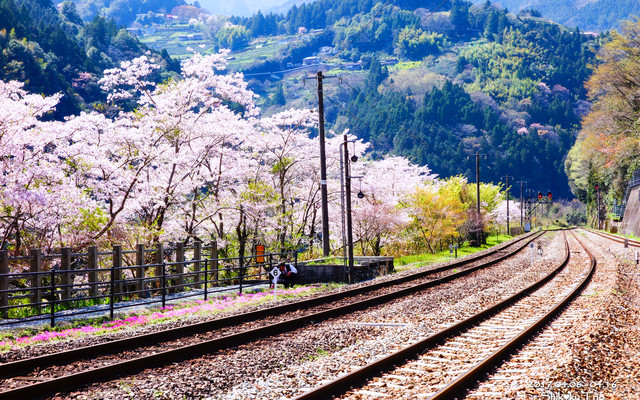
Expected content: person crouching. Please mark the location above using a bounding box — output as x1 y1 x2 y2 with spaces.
278 261 298 288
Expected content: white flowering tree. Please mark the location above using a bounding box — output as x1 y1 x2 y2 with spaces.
349 157 436 255
0 81 95 252
63 53 258 246
1 51 451 261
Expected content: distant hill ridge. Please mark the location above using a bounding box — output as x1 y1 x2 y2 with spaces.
472 0 640 31
0 0 179 117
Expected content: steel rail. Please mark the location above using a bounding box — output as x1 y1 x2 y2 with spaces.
0 231 544 399
0 231 542 381
294 229 580 400
585 228 640 248
429 230 596 399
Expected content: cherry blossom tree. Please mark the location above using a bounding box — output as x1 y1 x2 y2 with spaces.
62 52 258 246
489 200 522 233
348 156 436 256
0 81 95 252
1 51 454 263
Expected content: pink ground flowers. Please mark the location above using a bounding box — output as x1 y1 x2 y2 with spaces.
0 286 315 351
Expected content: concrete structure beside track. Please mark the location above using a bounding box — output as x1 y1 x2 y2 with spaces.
621 186 640 237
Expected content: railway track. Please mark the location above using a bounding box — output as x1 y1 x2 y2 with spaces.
294 230 595 400
0 232 545 399
585 228 640 248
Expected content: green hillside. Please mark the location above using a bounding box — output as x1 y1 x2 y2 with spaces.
472 0 640 32
216 0 601 198
0 0 608 198
0 0 180 117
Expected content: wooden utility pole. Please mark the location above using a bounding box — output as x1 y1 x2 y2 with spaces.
343 134 354 284
518 180 526 230
505 174 509 236
316 71 330 257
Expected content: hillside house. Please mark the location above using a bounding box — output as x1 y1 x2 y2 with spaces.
319 46 335 55
303 56 321 66
344 61 363 70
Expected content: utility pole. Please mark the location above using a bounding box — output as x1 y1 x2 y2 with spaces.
316 71 330 257
505 174 510 236
343 134 354 284
469 153 486 245
596 183 601 230
518 180 525 230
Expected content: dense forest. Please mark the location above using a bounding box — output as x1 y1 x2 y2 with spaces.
565 19 640 219
0 0 179 117
228 0 600 198
470 0 640 32
0 0 604 198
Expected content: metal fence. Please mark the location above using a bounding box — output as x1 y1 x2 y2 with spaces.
0 241 296 328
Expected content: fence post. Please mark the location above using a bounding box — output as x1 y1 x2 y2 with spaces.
136 244 145 296
155 243 164 290
50 268 56 328
30 249 42 312
113 245 122 301
162 263 167 308
238 253 244 295
210 240 218 286
194 240 202 289
88 246 98 299
176 242 184 291
109 260 115 320
1 251 8 318
61 247 72 301
203 259 208 301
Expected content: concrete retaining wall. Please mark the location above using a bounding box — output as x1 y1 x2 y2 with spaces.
296 257 394 284
621 187 640 236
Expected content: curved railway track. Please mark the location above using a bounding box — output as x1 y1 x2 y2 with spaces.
0 232 546 399
294 230 595 400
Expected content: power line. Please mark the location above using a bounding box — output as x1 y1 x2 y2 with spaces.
338 76 388 122
377 0 451 56
303 77 364 130
340 0 394 51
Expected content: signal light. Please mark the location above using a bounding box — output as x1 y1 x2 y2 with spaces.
548 191 552 199
595 184 599 191
538 192 542 200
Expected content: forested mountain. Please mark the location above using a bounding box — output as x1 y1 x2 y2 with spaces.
223 0 599 198
0 0 602 198
565 19 640 215
0 0 180 117
69 0 186 25
472 0 640 32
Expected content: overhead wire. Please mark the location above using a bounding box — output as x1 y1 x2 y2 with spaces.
339 0 394 51
337 76 388 123
303 74 372 133
243 0 396 78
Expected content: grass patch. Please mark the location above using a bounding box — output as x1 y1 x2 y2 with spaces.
394 234 514 272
